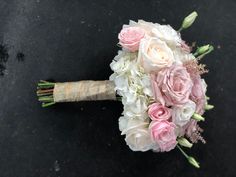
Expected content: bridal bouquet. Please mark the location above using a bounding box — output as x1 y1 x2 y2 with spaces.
37 12 214 168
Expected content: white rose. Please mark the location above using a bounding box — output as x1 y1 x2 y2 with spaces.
138 37 174 73
172 100 196 126
121 119 153 151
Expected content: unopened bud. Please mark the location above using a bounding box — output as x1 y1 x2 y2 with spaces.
181 11 198 29
192 113 205 121
196 44 210 54
194 44 214 56
188 156 200 168
178 137 193 148
205 104 214 110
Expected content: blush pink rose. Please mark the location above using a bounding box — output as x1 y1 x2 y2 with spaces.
151 65 193 106
118 27 145 52
149 120 177 152
190 76 207 115
148 103 172 121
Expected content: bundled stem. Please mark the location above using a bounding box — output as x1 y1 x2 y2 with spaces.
37 80 55 107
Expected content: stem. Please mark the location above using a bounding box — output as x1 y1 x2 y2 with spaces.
178 27 183 32
37 80 56 107
177 145 189 159
193 52 198 57
37 88 54 92
116 97 122 101
42 102 56 107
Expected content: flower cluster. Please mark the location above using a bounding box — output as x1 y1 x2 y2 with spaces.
110 12 213 168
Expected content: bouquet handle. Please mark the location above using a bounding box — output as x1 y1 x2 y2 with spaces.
37 80 116 107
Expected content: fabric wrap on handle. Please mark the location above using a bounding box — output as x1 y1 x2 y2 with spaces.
53 80 116 102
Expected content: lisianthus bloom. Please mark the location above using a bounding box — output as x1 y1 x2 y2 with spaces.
190 76 207 115
172 100 196 126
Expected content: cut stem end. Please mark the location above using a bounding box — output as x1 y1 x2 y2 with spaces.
37 80 55 107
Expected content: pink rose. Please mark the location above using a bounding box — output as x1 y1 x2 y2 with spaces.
148 103 172 121
118 27 145 52
149 120 177 152
190 76 207 115
151 65 193 106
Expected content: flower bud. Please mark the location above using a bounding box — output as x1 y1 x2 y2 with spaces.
181 11 198 29
188 156 200 168
192 113 205 121
194 44 214 56
196 45 210 54
205 104 214 110
178 137 193 148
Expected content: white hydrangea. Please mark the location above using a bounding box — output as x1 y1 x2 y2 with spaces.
110 50 155 151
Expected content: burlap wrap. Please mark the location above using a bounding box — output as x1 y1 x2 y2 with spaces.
53 80 116 102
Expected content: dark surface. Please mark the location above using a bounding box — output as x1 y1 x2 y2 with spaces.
0 0 235 176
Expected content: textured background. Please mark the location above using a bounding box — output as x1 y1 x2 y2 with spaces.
0 0 235 177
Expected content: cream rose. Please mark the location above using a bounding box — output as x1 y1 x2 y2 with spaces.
138 37 174 73
122 119 153 151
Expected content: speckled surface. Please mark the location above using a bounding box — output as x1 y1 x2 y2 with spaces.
0 0 235 176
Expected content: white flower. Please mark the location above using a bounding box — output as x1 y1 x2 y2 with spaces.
121 119 153 151
172 100 196 126
140 75 153 97
125 128 153 152
126 20 181 46
111 75 129 93
138 37 174 73
118 116 128 132
152 24 182 46
110 57 131 75
172 47 195 63
126 20 157 36
123 96 149 120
